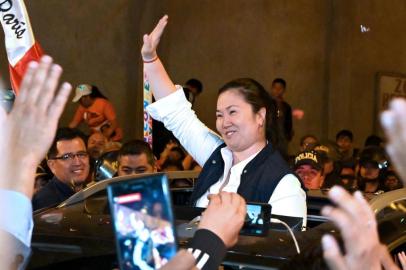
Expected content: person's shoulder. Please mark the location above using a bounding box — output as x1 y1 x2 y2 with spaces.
262 146 290 169
274 173 305 195
32 180 59 208
92 97 110 108
282 100 292 107
35 179 57 195
97 98 111 105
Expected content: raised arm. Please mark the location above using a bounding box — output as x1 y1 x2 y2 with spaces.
143 15 224 166
0 56 71 262
0 56 72 198
141 15 177 100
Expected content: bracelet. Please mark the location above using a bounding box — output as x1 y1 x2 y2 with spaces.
143 56 159 63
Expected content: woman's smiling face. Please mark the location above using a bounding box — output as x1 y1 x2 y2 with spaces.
216 89 266 153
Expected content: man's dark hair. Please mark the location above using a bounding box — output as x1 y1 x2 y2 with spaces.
47 127 87 159
336 129 353 142
118 140 155 166
364 135 383 147
185 78 203 94
272 78 286 89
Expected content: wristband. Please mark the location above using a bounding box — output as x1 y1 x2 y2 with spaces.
188 229 227 270
143 56 159 63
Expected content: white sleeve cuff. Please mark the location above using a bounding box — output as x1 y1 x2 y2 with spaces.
0 189 33 247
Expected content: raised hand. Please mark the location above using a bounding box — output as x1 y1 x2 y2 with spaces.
381 98 406 185
321 186 399 270
0 56 72 198
141 15 168 61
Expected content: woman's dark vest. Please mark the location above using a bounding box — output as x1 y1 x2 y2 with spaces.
190 143 295 205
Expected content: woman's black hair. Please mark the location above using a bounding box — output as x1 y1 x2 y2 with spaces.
218 78 280 148
89 85 108 100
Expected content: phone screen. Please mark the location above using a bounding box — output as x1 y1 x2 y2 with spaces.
240 202 271 236
108 174 177 270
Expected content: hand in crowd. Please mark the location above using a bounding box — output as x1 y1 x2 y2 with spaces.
199 192 246 248
398 252 406 270
381 98 406 184
0 56 71 199
321 186 399 270
160 141 178 158
141 15 168 61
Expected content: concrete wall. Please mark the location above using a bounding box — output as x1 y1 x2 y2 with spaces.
1 1 406 153
0 0 147 139
327 0 406 147
158 0 330 154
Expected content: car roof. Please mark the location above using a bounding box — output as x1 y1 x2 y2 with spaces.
58 170 200 208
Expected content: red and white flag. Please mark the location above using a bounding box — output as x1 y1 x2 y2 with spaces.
0 0 43 94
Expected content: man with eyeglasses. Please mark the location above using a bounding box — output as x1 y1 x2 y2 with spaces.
32 127 90 211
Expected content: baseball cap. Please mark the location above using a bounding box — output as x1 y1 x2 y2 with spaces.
294 150 323 171
72 84 92 102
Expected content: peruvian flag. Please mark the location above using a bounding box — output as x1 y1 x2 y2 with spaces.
0 0 43 94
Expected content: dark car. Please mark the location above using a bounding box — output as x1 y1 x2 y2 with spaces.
28 172 406 269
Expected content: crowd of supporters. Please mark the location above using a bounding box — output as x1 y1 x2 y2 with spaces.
4 14 406 270
292 130 402 194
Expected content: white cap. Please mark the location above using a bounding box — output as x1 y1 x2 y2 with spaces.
72 84 92 102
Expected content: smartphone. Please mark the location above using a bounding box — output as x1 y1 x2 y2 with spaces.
240 202 272 236
107 173 177 270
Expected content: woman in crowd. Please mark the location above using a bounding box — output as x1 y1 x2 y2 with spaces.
69 84 123 141
143 16 306 221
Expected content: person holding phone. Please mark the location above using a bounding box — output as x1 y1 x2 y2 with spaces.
142 16 306 221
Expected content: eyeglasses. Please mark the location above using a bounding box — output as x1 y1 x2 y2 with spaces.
51 151 88 161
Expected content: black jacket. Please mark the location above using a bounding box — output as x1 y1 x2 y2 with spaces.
190 143 299 205
32 177 75 211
